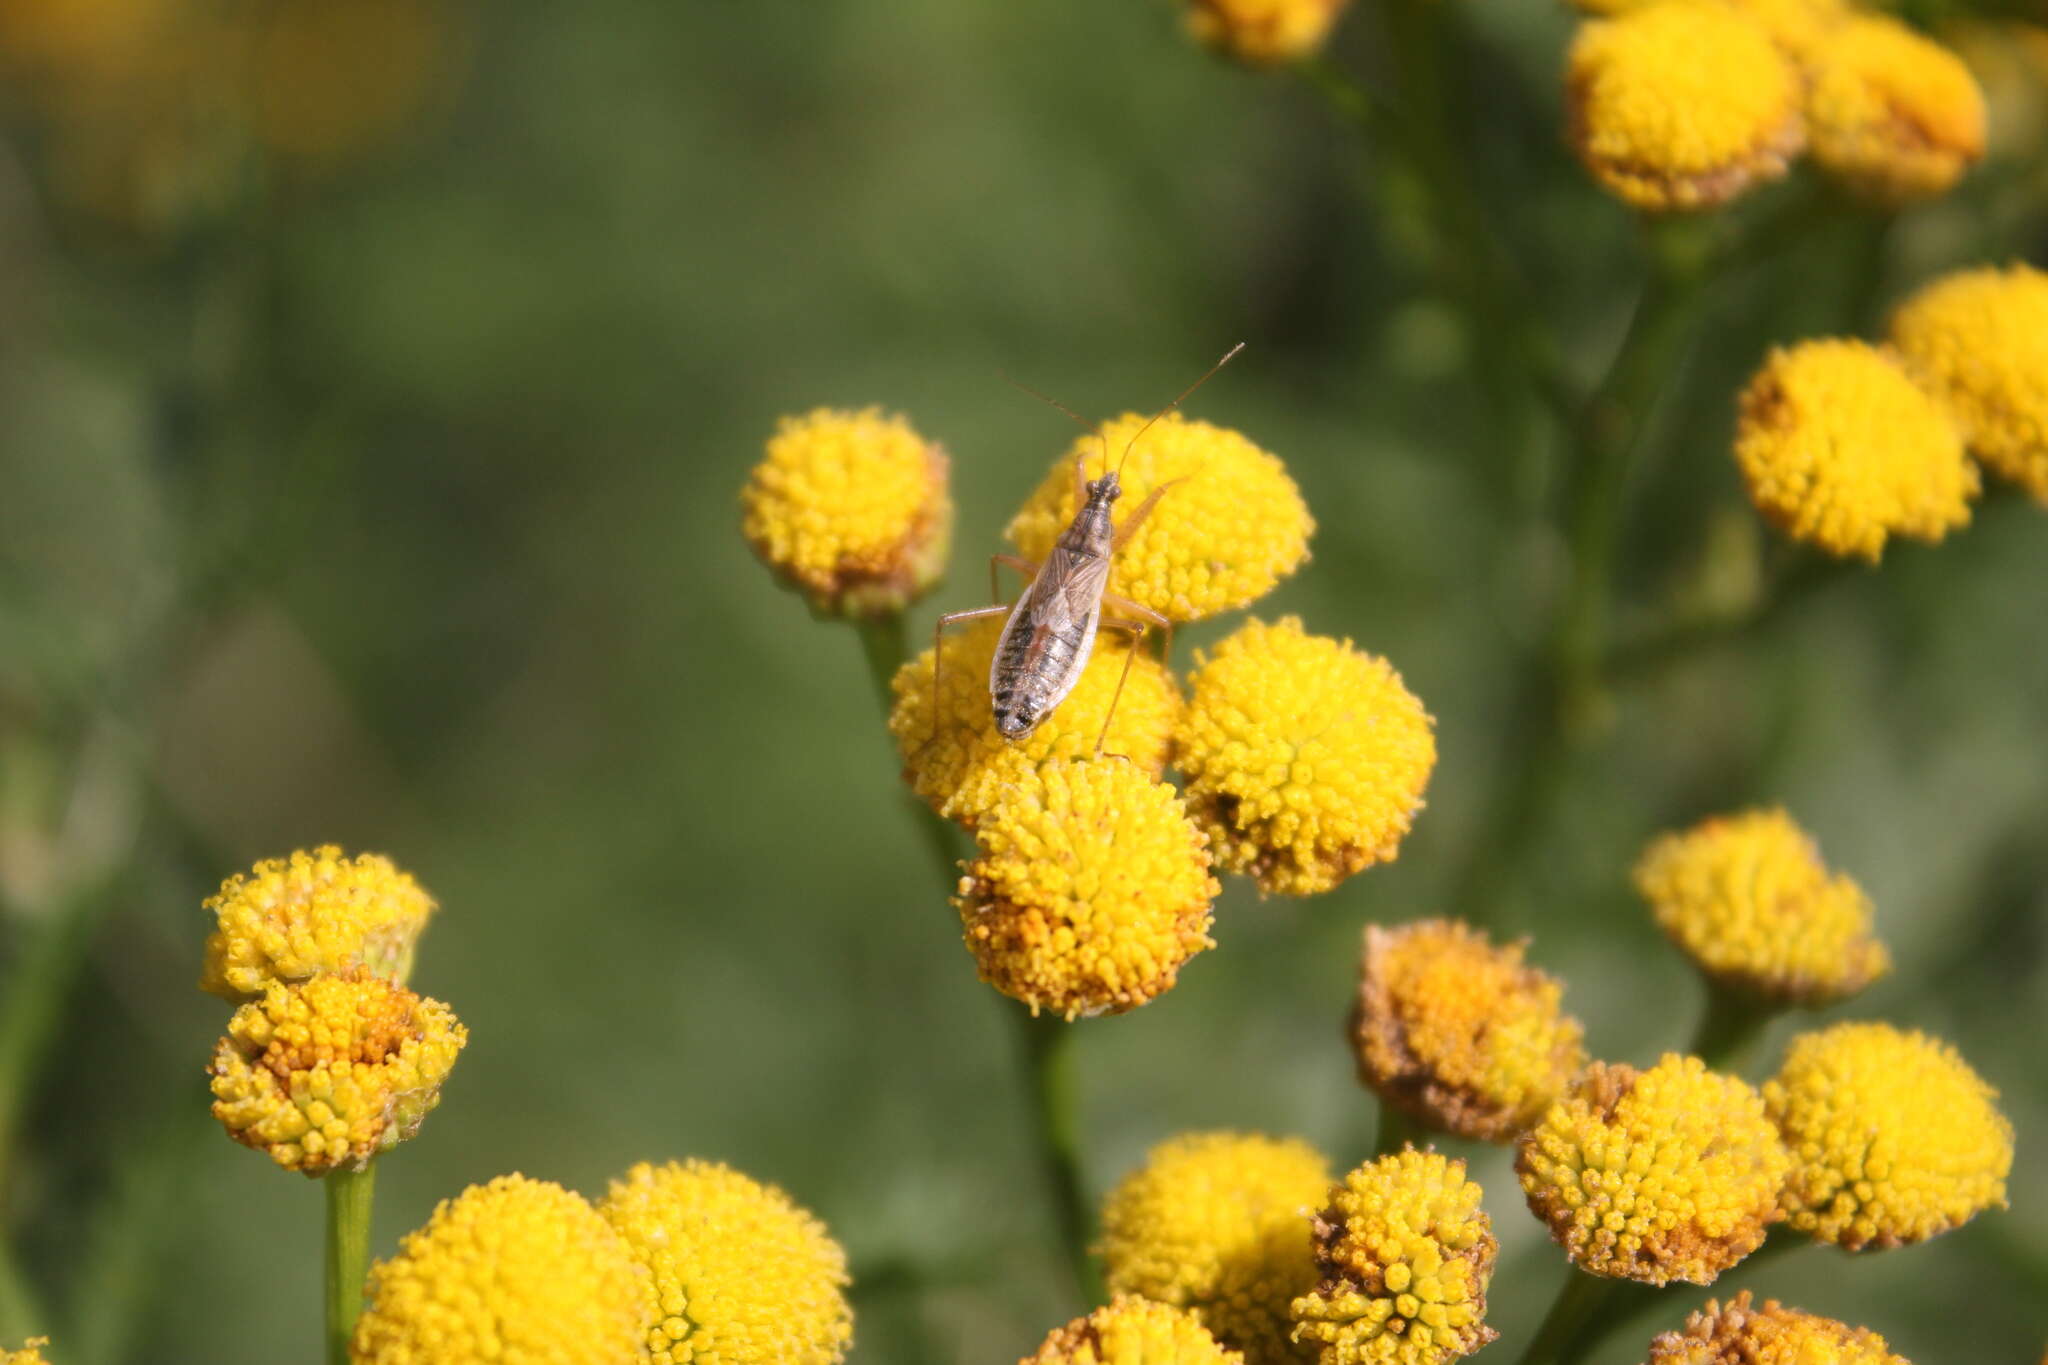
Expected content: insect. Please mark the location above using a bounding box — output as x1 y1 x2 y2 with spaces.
924 342 1245 754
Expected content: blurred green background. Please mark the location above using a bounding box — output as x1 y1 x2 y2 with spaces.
2 0 2044 1361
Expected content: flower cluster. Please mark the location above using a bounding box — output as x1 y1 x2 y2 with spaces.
1644 1291 1909 1365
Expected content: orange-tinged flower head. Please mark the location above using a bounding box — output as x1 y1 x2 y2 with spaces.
1807 16 1986 202
201 845 437 1001
1025 1296 1245 1364
1186 0 1354 67
1644 1290 1909 1365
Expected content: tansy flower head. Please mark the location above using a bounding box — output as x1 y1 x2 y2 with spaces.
1733 338 1977 561
1566 0 1850 66
1352 920 1587 1143
1289 1149 1499 1365
1516 1054 1790 1284
350 1174 651 1365
889 616 1180 827
740 407 952 618
1567 2 1805 212
201 845 436 1001
1645 1290 1909 1365
1889 262 2048 502
1185 0 1352 67
1098 1132 1333 1364
1175 617 1435 897
1634 808 1889 1006
597 1159 852 1365
1764 1021 2012 1249
1806 17 1985 203
1005 412 1313 623
1 1340 50 1365
957 757 1217 1019
1025 1296 1244 1365
209 969 465 1175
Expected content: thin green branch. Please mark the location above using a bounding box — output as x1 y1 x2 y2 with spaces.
1688 985 1783 1077
325 1164 377 1365
1512 1269 1625 1365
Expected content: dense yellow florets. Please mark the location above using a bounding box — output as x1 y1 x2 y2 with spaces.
1005 413 1313 623
209 970 465 1175
1890 263 2048 501
1566 2 1805 211
1645 1290 1909 1365
1028 1297 1245 1364
1099 1132 1333 1364
1633 808 1888 1005
1807 16 1986 202
1175 617 1435 897
597 1159 852 1365
1567 0 1849 64
1289 1150 1498 1365
1185 0 1352 66
200 845 437 1001
1 1339 51 1365
741 407 952 618
958 758 1218 1018
1764 1021 2012 1249
1352 920 1587 1143
1517 1055 1789 1285
351 1174 651 1365
1733 338 1977 561
889 615 1180 826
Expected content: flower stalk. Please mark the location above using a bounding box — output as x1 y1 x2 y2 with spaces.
1689 985 1781 1075
1512 1270 1623 1365
325 1162 376 1365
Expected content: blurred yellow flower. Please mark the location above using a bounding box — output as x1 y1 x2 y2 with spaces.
598 1159 852 1365
1807 16 1986 202
1026 1296 1245 1364
1185 0 1353 67
1176 617 1435 897
1646 1290 1909 1365
1099 1132 1332 1364
252 0 451 170
351 1174 651 1365
0 0 172 80
201 844 437 1002
1352 920 1586 1143
0 1339 51 1365
1566 0 1848 64
1733 338 1976 561
1890 262 2048 502
1764 1021 2012 1249
1516 1055 1789 1285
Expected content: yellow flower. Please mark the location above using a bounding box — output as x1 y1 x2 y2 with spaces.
1633 808 1889 1005
1175 617 1434 897
201 845 437 1002
1290 1150 1498 1365
957 757 1217 1019
597 1159 852 1365
351 1174 651 1365
209 970 465 1175
1025 1296 1245 1365
740 407 952 618
1566 2 1805 212
1 1339 51 1365
1098 1132 1333 1365
1889 263 2048 502
250 0 451 170
1352 920 1587 1143
1764 1021 2012 1249
1566 0 1849 65
1185 0 1352 66
1732 338 1977 561
1645 1290 1909 1365
1005 413 1313 623
889 615 1180 827
1516 1055 1789 1285
1806 16 1986 202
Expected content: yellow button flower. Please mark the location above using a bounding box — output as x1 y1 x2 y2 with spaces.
598 1159 852 1365
741 407 952 618
201 845 437 1001
1352 920 1587 1143
1633 808 1889 1005
209 970 466 1175
1185 0 1353 66
957 757 1218 1019
1289 1150 1498 1365
889 615 1180 827
1806 16 1986 202
1 1339 50 1365
1646 1290 1909 1365
1733 338 1977 561
1516 1055 1789 1285
1764 1021 2012 1249
1567 2 1805 212
1175 617 1435 897
1025 1296 1244 1364
1099 1132 1333 1364
1005 413 1313 623
1567 0 1848 66
351 1174 651 1365
1890 262 2048 502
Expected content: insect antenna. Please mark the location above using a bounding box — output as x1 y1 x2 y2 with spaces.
1114 341 1247 479
1002 371 1111 477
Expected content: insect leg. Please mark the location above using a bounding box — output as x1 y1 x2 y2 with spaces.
1111 476 1190 552
1103 593 1174 672
921 603 1013 753
991 553 1038 605
1092 619 1152 760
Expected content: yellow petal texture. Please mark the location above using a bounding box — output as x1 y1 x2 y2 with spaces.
1352 920 1586 1143
1289 1150 1499 1365
1889 262 2048 502
598 1158 853 1365
1806 16 1986 202
1633 808 1889 1005
1732 338 1977 561
208 970 465 1175
1764 1021 2012 1249
1 1339 51 1365
200 845 437 1001
1644 1290 1909 1365
1564 0 1850 63
1024 1296 1245 1365
957 757 1218 1019
1099 1132 1334 1365
1175 617 1435 897
351 1174 652 1365
1516 1055 1789 1285
741 407 952 618
1005 412 1313 623
1184 0 1353 66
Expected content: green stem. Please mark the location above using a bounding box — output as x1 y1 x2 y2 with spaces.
854 613 910 722
325 1163 377 1365
1016 1010 1098 1305
1512 1270 1623 1365
1374 1102 1426 1156
1689 985 1782 1076
1606 554 1851 682
0 878 118 1192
